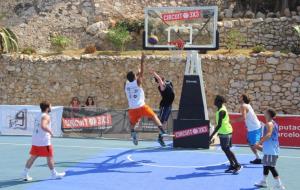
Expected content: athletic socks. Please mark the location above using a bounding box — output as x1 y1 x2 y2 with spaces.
158 126 165 134
255 152 260 159
51 169 57 175
275 178 282 186
22 168 33 181
24 167 29 174
263 175 267 182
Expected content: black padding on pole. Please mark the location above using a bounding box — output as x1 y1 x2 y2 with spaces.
173 75 210 149
177 75 206 120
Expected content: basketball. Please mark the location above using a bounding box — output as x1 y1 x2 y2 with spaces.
148 35 159 45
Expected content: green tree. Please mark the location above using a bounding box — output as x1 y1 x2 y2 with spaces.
106 25 132 51
225 29 245 53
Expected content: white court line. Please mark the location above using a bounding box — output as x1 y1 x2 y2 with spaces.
1 142 300 159
127 154 229 168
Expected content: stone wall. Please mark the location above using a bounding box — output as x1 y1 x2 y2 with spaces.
0 52 299 118
218 17 300 50
1 0 300 52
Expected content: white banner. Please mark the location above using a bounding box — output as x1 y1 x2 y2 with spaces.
0 105 63 137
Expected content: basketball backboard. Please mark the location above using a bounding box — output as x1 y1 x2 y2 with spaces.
144 6 219 50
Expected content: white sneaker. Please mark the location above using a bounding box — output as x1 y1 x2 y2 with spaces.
254 180 268 188
51 172 66 179
22 173 33 181
272 184 286 190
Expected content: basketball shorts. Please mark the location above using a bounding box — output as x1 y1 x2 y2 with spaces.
247 128 262 146
219 134 233 150
263 155 278 167
158 105 172 123
30 145 54 157
128 105 156 126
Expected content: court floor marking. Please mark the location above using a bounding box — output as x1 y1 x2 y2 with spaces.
1 142 300 159
127 154 229 168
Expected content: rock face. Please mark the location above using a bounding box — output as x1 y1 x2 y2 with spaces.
256 11 265 19
1 0 300 51
0 53 300 118
245 10 255 18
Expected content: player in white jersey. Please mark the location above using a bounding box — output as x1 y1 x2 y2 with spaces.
232 94 263 164
22 101 65 181
125 53 167 146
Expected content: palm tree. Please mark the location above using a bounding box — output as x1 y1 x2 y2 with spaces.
0 27 19 53
0 15 19 53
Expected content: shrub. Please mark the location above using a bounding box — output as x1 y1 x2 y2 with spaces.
0 27 18 53
21 47 36 55
50 35 72 53
106 25 132 51
115 19 144 33
84 44 97 54
252 45 266 53
292 25 300 54
225 29 245 53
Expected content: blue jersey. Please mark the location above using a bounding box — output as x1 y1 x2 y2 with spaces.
263 120 279 155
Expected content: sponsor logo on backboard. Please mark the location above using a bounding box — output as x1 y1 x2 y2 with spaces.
162 10 201 21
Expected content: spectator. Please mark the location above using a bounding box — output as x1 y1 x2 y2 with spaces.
70 97 80 108
85 96 96 107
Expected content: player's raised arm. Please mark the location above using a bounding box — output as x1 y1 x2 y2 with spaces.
152 70 165 91
137 52 145 85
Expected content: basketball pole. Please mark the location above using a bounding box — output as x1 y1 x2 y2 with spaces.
185 50 209 120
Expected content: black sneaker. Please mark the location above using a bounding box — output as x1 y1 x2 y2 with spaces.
157 134 166 147
250 158 262 164
224 165 235 173
131 132 138 146
232 164 243 174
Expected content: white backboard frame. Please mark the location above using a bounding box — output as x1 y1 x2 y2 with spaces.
144 6 218 50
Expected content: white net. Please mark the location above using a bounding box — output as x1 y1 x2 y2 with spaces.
168 39 185 63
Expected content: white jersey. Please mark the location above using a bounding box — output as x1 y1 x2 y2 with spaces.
125 80 145 109
32 113 51 146
243 104 261 131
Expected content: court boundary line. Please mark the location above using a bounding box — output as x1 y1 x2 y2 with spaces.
1 142 300 159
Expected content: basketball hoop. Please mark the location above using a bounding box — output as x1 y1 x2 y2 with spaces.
168 39 185 63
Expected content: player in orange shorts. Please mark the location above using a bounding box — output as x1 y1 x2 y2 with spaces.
125 52 167 146
21 101 65 181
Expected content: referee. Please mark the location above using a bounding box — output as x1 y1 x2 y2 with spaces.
152 70 175 132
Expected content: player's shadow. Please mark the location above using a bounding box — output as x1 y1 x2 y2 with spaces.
0 179 44 188
165 164 230 180
54 149 153 177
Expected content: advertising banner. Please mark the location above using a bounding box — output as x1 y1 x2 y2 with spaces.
230 113 300 147
0 105 63 136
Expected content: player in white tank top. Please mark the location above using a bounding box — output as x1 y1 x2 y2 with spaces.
124 53 168 147
125 80 145 109
232 94 263 164
244 103 261 132
32 113 52 146
22 101 65 181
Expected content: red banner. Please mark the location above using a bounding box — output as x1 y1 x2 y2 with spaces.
162 10 201 21
62 114 112 129
230 113 300 147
